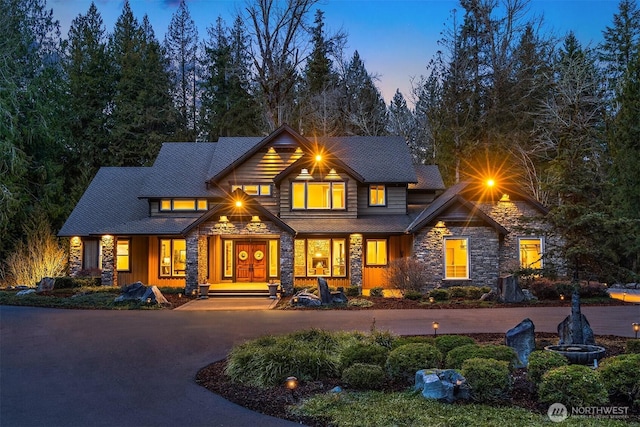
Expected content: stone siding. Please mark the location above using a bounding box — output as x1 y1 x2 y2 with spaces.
349 234 363 288
101 235 116 286
69 237 82 277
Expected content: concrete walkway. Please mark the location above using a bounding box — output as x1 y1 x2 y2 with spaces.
1 304 638 427
175 296 280 311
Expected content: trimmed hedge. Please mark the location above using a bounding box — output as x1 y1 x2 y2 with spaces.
340 342 389 369
342 363 386 390
599 354 640 407
538 364 609 408
462 357 512 402
445 344 518 370
385 343 443 383
527 350 568 386
434 335 476 356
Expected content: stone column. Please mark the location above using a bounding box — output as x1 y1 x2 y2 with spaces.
349 233 363 289
279 233 294 294
69 237 82 277
185 231 200 295
101 235 117 287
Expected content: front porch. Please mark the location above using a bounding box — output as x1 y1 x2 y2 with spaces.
200 282 277 298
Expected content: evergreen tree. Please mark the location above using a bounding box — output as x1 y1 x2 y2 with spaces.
164 0 199 140
387 89 415 146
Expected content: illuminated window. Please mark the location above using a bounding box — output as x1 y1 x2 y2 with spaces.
160 239 186 277
223 240 233 278
444 238 468 279
269 240 279 277
160 199 208 211
366 239 387 265
369 185 386 206
291 182 345 210
294 238 346 277
231 184 271 196
116 239 130 271
519 238 543 270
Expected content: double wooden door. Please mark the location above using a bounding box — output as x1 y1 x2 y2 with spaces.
235 242 267 282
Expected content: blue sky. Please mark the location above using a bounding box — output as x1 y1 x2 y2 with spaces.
51 0 621 104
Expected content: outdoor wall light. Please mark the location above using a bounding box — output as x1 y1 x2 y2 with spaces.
559 294 565 301
633 323 639 339
500 193 510 202
251 215 260 222
219 215 229 223
315 154 322 162
432 321 439 336
486 179 495 188
435 221 446 228
235 200 243 208
296 168 313 180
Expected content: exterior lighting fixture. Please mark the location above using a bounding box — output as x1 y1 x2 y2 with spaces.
251 215 260 223
325 168 340 180
500 194 510 202
285 376 298 400
623 292 627 302
486 179 495 188
315 154 322 162
235 200 243 208
633 323 639 339
267 147 276 153
219 215 229 223
429 296 435 304
435 221 446 228
432 321 439 336
559 294 565 301
296 168 313 180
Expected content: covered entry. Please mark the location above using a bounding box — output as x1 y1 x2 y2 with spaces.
235 241 267 282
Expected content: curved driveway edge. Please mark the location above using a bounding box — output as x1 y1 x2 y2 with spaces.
1 305 638 426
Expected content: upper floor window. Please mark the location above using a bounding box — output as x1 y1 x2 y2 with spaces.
366 239 387 265
116 239 130 271
231 184 272 196
369 185 386 206
444 237 468 279
519 238 543 270
160 199 208 212
292 182 345 210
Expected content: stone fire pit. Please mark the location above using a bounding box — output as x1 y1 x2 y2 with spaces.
544 344 606 365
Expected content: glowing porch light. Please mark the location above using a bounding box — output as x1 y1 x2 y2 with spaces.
486 178 495 188
251 215 260 223
219 215 229 223
500 193 510 202
235 200 243 208
435 221 446 228
315 154 322 162
296 168 313 180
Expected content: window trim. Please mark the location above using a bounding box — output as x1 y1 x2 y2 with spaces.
159 199 208 212
365 238 388 266
443 236 469 279
518 237 544 270
159 238 187 278
116 239 131 272
291 181 346 210
368 184 386 207
231 184 272 196
294 237 347 278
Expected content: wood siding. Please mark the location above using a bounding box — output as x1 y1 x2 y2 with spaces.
358 185 407 215
362 234 412 290
116 236 149 286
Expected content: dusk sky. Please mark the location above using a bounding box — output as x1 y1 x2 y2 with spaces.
51 0 621 104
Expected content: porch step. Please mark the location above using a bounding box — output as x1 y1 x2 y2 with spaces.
208 288 271 298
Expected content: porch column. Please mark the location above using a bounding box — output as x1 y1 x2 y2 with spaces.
69 237 82 277
184 231 205 295
349 233 363 289
279 233 294 294
101 235 117 287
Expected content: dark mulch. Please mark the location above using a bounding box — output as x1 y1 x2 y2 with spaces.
195 333 634 426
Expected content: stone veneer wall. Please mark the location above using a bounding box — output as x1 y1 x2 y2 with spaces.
279 233 294 294
69 237 82 277
349 234 363 288
101 235 117 286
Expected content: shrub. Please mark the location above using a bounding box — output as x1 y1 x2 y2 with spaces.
626 339 640 354
345 286 360 297
369 287 384 297
434 335 476 356
392 336 435 349
385 343 443 383
527 350 568 385
448 286 468 299
370 329 396 349
538 365 608 408
384 258 428 294
341 363 386 390
54 277 100 289
429 288 449 301
445 344 518 370
347 298 373 308
598 354 640 407
403 290 423 300
528 278 559 300
340 342 389 369
466 286 489 300
462 357 512 402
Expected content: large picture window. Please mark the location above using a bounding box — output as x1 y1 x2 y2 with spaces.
519 238 543 270
160 239 186 277
366 239 387 265
116 239 130 271
444 237 468 279
294 238 347 277
291 182 345 210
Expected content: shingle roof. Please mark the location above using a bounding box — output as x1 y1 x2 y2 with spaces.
58 168 151 236
139 142 218 198
409 165 446 190
206 137 263 180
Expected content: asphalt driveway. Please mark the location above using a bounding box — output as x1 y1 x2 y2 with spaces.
1 305 638 427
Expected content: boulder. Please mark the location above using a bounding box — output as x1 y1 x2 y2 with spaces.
506 318 536 368
497 274 525 303
289 290 322 307
37 277 55 293
16 289 36 296
317 277 332 304
480 289 499 301
557 313 595 345
414 369 470 403
330 290 348 304
114 282 170 306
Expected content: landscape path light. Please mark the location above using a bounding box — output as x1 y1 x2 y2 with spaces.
432 321 439 336
633 323 639 339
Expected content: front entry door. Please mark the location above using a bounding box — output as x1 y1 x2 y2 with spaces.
236 242 267 282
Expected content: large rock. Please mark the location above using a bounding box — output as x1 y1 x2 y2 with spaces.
37 277 55 293
506 318 536 368
289 290 322 307
414 369 470 403
557 313 595 345
114 282 170 306
317 277 332 304
497 274 525 303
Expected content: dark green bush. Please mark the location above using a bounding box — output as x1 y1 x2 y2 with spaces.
429 288 449 301
340 342 389 369
445 344 518 370
447 286 468 299
626 339 640 354
403 290 423 300
54 276 100 289
287 329 340 352
345 286 360 297
392 336 435 349
538 365 608 408
462 357 512 402
434 335 476 356
599 354 640 407
527 350 568 385
369 287 384 297
370 329 396 349
466 286 490 300
385 343 443 383
341 363 386 390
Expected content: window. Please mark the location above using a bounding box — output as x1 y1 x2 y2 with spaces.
160 199 208 212
291 182 346 210
520 238 543 270
269 240 279 277
116 239 130 271
444 237 468 279
366 239 387 265
223 240 233 278
294 238 347 277
231 184 271 196
160 239 186 277
369 185 386 206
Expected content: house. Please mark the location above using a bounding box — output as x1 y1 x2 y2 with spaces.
58 125 556 295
